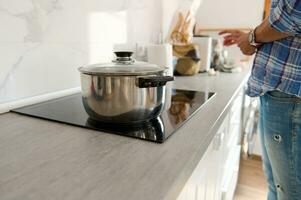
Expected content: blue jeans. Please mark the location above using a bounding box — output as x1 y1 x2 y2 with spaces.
259 91 301 200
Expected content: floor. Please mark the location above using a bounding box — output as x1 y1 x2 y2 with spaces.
234 157 268 200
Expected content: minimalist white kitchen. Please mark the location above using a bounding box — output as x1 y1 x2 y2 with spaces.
1 0 276 200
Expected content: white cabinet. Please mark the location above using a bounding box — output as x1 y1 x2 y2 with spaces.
177 165 208 200
177 142 220 200
177 115 228 200
221 91 243 200
221 145 240 200
177 90 243 200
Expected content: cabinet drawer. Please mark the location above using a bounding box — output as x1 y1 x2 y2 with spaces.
226 123 241 154
221 145 241 200
222 170 239 200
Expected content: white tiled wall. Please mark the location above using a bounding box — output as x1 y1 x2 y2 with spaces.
0 0 163 104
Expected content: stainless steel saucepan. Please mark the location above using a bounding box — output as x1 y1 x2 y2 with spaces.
78 51 174 123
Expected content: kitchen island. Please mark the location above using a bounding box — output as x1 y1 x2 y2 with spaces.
0 66 250 200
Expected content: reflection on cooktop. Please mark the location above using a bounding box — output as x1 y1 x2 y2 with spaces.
12 89 216 143
169 90 197 124
86 117 165 141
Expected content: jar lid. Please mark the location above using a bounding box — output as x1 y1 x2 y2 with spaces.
79 51 166 76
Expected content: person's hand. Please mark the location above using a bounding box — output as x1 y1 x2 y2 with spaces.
236 32 257 56
219 29 245 46
219 29 256 56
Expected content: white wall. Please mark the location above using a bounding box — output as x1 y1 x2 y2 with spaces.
196 0 265 29
0 0 163 104
162 0 180 39
195 0 265 59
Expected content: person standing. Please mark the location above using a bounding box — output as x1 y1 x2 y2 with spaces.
219 1 301 199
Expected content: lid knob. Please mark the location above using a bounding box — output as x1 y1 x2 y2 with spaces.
114 51 133 58
113 51 134 64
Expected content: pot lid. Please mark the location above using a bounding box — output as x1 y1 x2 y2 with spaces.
79 51 166 76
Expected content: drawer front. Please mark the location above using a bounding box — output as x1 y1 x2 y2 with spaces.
221 145 241 200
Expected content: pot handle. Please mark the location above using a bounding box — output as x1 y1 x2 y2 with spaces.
137 76 174 88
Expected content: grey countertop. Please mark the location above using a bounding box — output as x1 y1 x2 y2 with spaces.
0 67 250 200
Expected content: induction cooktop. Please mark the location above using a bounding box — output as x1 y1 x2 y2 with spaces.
12 89 215 143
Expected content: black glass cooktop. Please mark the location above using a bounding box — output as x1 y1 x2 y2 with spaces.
12 89 215 143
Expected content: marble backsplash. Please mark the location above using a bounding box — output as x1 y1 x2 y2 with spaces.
0 0 163 104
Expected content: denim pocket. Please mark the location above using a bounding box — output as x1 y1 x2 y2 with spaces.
266 91 301 103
